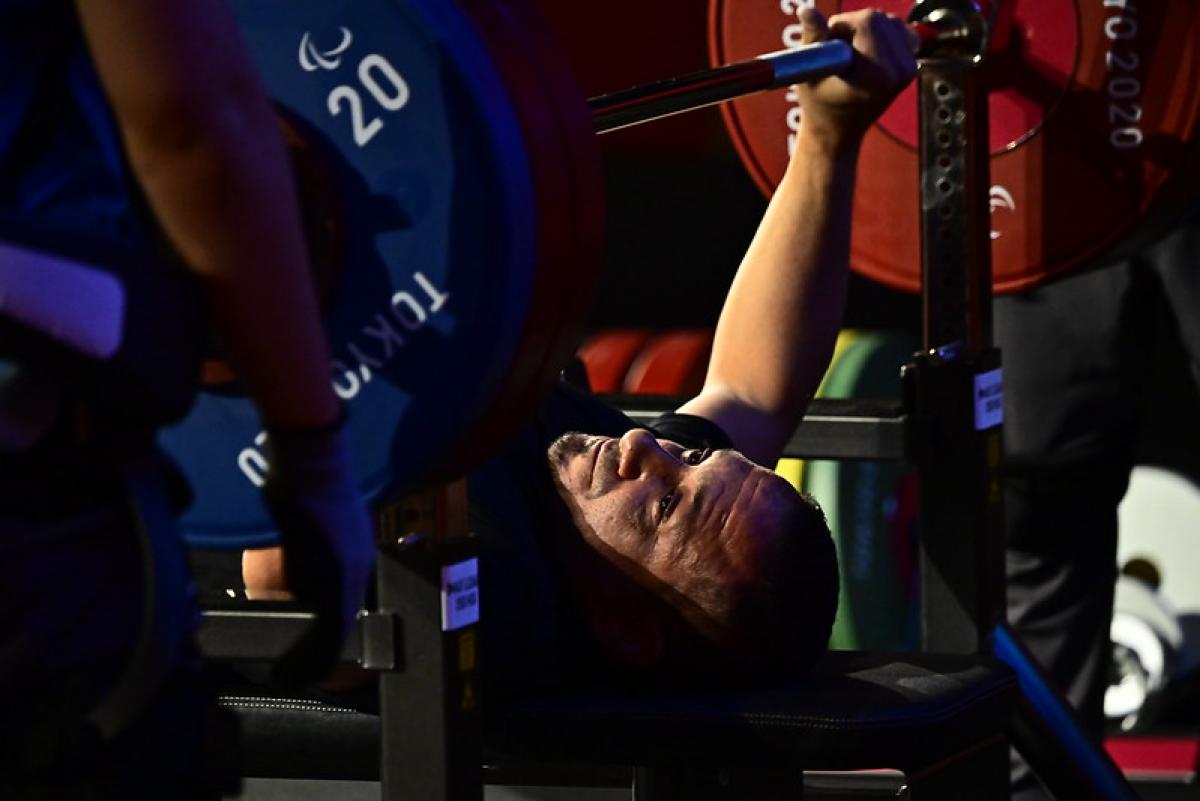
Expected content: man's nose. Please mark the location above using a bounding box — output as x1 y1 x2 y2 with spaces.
617 429 674 479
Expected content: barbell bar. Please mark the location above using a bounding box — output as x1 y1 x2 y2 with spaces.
590 40 854 135
588 14 973 135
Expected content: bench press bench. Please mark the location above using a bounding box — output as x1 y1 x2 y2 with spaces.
193 378 1135 800
190 374 1030 801
202 614 1016 800
197 424 1018 801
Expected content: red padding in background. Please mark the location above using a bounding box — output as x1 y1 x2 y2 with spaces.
576 328 655 393
1104 736 1200 779
623 329 714 396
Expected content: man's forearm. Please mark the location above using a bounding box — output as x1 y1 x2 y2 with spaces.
679 8 915 465
680 129 860 464
127 109 341 431
712 131 858 413
76 0 340 431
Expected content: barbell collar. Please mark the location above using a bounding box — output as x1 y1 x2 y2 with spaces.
590 39 852 134
909 1 987 59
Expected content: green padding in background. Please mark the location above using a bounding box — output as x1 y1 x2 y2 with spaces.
804 330 919 651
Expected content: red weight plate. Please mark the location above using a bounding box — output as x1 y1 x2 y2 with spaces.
498 0 607 410
432 0 580 476
429 0 605 477
577 328 656 393
623 329 714 395
710 0 1200 294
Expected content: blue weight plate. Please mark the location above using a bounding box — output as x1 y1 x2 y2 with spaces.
161 0 540 548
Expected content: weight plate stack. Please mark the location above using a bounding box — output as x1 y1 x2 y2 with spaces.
163 0 581 548
436 0 606 474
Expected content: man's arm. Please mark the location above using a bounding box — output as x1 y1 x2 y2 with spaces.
74 0 373 684
74 0 337 431
678 9 915 466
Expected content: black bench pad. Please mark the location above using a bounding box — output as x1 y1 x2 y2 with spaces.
488 650 1016 771
218 650 1015 780
220 684 381 780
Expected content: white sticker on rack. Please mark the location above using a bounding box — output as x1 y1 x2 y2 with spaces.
974 368 1004 431
441 558 480 632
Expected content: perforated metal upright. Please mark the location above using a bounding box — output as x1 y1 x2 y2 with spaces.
905 4 1138 798
904 9 1006 656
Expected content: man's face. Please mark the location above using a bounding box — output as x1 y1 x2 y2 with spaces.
547 428 789 623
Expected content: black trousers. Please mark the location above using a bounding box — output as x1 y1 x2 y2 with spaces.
0 430 231 800
994 216 1200 800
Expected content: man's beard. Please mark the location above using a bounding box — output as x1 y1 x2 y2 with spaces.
546 430 591 471
546 431 619 498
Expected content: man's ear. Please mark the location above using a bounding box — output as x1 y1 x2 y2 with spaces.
583 598 666 669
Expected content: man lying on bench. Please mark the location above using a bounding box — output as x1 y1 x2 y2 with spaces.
244 8 917 696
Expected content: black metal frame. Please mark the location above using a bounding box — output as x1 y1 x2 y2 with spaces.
200 537 485 800
373 537 483 801
906 6 1137 799
909 51 1006 654
613 394 908 462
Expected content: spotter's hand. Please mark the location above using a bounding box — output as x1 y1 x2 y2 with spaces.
260 418 375 688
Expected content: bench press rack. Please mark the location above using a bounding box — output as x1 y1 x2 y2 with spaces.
196 3 1140 798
